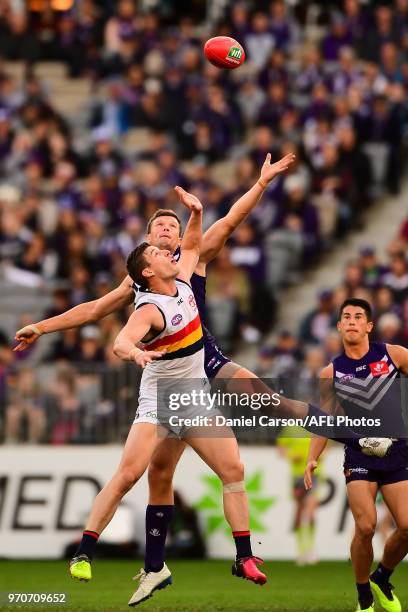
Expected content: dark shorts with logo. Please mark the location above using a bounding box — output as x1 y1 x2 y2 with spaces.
344 465 408 486
344 443 408 485
204 341 231 379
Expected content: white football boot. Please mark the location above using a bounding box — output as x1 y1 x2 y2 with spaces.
128 563 172 607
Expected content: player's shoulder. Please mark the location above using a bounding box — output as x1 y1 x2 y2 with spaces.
319 363 334 379
385 343 408 366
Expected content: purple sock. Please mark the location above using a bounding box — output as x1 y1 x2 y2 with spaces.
144 505 174 573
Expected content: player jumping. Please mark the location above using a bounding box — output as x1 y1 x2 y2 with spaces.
304 298 408 612
14 158 391 605
68 191 269 604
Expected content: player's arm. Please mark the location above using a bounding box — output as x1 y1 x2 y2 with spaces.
386 344 408 375
197 152 295 269
304 363 334 490
174 186 203 282
113 305 166 369
14 275 135 351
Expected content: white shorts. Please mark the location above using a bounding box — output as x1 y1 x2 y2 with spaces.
133 352 216 435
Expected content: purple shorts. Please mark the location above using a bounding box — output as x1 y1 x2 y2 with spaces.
204 342 231 379
344 465 408 486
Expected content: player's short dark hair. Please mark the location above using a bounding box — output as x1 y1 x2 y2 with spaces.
126 242 150 288
146 209 182 236
339 298 373 321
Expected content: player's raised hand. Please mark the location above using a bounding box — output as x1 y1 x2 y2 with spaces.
14 324 43 352
259 152 296 186
134 349 166 369
304 460 318 490
174 186 203 213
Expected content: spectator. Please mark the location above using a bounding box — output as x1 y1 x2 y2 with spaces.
299 290 336 345
5 368 44 443
381 253 408 304
357 5 400 63
206 247 249 353
245 11 275 70
358 246 387 289
275 174 320 261
321 13 352 62
77 325 105 366
229 221 274 333
47 368 84 444
375 312 403 344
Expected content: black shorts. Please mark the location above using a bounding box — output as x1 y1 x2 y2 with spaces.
344 465 408 486
204 343 231 379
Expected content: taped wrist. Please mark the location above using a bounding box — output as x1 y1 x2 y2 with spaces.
223 481 246 494
29 324 43 336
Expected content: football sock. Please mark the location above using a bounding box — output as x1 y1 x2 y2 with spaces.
371 562 393 583
144 504 174 573
233 530 252 559
74 530 99 560
356 582 373 608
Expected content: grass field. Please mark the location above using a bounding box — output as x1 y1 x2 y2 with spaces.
1 559 407 611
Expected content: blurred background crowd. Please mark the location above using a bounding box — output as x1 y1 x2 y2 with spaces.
0 0 408 443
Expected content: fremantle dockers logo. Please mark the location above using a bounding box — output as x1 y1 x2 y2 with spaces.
227 46 242 63
369 360 389 376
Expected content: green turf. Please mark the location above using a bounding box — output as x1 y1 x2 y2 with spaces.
0 560 407 611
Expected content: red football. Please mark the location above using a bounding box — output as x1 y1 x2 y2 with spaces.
204 36 245 69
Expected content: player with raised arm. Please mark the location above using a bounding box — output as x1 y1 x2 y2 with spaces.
14 156 390 605
68 188 268 605
304 298 408 612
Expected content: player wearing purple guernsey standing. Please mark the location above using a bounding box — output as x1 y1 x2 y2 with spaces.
305 299 408 612
14 158 390 605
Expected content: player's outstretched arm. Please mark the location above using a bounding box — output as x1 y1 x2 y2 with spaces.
113 305 166 368
174 185 203 281
14 275 135 352
198 152 295 267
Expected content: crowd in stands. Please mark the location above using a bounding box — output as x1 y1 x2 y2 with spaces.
0 0 407 442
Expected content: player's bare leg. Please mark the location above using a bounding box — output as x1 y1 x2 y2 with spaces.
138 360 392 597
380 481 408 568
148 438 186 505
369 481 408 612
184 426 266 585
70 423 165 582
347 480 378 611
216 364 392 456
